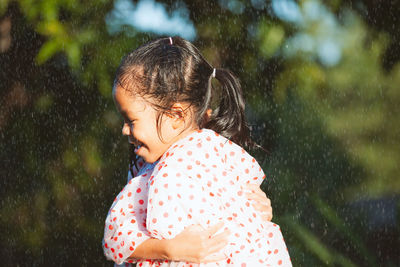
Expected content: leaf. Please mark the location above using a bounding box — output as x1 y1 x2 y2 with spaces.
0 0 9 16
36 38 62 65
66 41 81 69
312 196 378 266
258 22 285 58
36 20 66 36
282 215 357 266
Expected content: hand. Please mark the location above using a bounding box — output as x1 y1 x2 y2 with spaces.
244 184 273 221
165 221 230 263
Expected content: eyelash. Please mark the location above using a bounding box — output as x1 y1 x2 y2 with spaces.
124 118 135 123
127 120 136 126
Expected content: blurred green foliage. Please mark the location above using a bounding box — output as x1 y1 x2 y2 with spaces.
0 0 399 266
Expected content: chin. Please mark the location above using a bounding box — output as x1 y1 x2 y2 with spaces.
138 148 163 164
141 154 157 164
143 158 155 164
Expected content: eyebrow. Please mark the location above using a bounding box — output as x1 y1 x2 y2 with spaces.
117 107 130 121
121 107 140 121
119 109 128 117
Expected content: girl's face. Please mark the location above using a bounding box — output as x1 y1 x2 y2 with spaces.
113 84 188 163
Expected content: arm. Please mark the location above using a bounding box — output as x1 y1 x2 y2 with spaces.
128 222 230 263
104 165 229 264
127 238 169 260
103 193 151 264
127 184 272 263
103 168 151 264
113 162 271 263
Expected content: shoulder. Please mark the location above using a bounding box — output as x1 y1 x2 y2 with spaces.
211 131 266 183
157 129 217 161
150 130 219 180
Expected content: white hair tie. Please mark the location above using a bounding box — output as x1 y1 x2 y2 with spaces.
169 37 173 45
212 68 216 78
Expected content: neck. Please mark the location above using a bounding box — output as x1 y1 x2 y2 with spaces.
173 126 199 142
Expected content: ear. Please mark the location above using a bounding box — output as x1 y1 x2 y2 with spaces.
205 108 212 121
168 103 185 129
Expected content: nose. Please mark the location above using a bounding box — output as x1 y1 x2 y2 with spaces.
122 123 131 136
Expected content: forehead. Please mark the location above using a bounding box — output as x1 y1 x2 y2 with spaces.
112 64 146 99
113 84 148 114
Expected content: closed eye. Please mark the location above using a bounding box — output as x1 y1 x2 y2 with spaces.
123 117 135 123
126 119 136 130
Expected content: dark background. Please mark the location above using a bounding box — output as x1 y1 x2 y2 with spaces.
1 0 399 266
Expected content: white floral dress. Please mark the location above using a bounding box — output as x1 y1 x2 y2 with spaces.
103 129 292 266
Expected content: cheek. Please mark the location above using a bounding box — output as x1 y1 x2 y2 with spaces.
133 126 147 141
136 122 161 144
162 118 178 139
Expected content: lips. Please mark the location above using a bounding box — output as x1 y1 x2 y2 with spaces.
128 136 143 149
134 145 141 154
134 142 144 155
135 141 143 148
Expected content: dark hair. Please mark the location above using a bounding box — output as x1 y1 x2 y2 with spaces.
115 36 254 173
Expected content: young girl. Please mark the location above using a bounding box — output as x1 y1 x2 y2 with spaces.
103 36 291 266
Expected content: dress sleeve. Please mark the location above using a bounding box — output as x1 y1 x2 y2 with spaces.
146 161 222 240
103 170 151 265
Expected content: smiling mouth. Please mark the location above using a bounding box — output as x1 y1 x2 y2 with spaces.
134 144 142 154
133 141 144 154
128 137 143 148
135 141 143 148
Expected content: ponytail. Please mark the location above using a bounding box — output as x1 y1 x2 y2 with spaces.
205 68 254 148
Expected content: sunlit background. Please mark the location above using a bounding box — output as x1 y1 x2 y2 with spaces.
1 0 399 266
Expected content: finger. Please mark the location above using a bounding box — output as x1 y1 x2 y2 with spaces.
185 223 206 232
244 183 260 193
254 188 268 199
261 213 273 222
256 208 273 221
245 183 266 193
260 198 272 209
206 234 229 254
246 192 267 203
208 228 230 245
252 201 267 211
245 183 260 190
251 201 273 219
206 221 225 237
246 184 270 200
252 201 272 213
202 252 227 262
262 214 268 221
244 186 265 195
253 206 272 219
265 197 271 207
249 193 271 208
